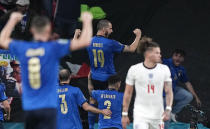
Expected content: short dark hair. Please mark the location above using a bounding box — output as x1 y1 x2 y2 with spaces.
31 15 50 32
59 69 71 82
172 49 186 57
97 19 110 31
137 36 159 54
108 74 121 86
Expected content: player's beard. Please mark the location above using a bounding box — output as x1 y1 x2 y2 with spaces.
105 31 109 38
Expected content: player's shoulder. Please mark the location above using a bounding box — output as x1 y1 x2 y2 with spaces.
68 85 81 91
157 63 169 68
117 91 124 97
92 90 103 94
130 63 143 69
55 39 70 45
157 63 170 70
59 85 79 92
92 36 115 42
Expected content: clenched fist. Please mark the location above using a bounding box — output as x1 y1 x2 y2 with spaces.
81 12 93 23
133 28 141 37
10 12 23 23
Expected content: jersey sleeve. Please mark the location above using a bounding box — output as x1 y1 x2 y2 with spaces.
126 66 135 86
9 40 24 58
180 68 189 83
164 66 172 82
53 39 71 58
111 40 125 53
0 85 7 102
76 88 87 107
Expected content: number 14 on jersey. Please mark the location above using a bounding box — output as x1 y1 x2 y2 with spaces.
148 84 155 94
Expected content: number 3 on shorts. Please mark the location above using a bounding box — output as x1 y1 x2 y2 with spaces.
28 57 41 89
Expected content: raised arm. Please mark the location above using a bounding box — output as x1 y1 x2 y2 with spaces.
82 102 112 116
70 12 93 51
122 84 134 129
0 12 23 49
163 81 173 121
123 29 141 52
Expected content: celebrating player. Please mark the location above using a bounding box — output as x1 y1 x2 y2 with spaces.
87 19 141 129
0 11 93 129
87 19 141 90
91 74 123 129
122 39 173 129
57 69 111 129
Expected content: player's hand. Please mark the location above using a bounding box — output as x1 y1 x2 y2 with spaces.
102 109 112 116
81 12 93 23
4 113 10 121
122 116 130 129
10 12 23 23
162 109 171 121
195 97 202 107
133 28 141 37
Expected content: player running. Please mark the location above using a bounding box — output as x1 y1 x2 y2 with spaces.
91 74 123 129
57 69 111 129
122 38 173 129
0 12 93 129
87 19 141 129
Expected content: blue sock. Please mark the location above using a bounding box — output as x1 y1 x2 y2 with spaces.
88 104 97 129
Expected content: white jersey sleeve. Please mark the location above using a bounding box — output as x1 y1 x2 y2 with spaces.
164 66 172 82
126 66 135 86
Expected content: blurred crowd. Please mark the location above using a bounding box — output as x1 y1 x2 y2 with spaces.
0 0 81 41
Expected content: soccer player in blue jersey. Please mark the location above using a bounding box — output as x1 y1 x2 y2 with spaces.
91 74 123 129
86 20 141 128
0 83 10 129
162 49 201 129
87 20 141 90
57 69 112 129
0 12 93 129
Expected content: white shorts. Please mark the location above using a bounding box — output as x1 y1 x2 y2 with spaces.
133 118 164 129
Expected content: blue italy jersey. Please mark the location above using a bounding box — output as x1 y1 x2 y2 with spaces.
9 39 70 110
0 83 8 121
87 36 125 81
57 84 87 129
92 90 123 129
163 58 189 90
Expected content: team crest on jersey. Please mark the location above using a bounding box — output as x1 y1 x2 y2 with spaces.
149 73 153 79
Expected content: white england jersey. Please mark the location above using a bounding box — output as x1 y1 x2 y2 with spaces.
126 63 172 120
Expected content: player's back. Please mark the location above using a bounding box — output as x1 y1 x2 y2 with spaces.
57 84 87 129
92 89 123 129
87 36 124 81
9 39 70 110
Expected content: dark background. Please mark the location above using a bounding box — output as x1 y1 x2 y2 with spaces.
75 0 210 127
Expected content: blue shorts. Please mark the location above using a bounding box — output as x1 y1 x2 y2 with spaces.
24 108 56 129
